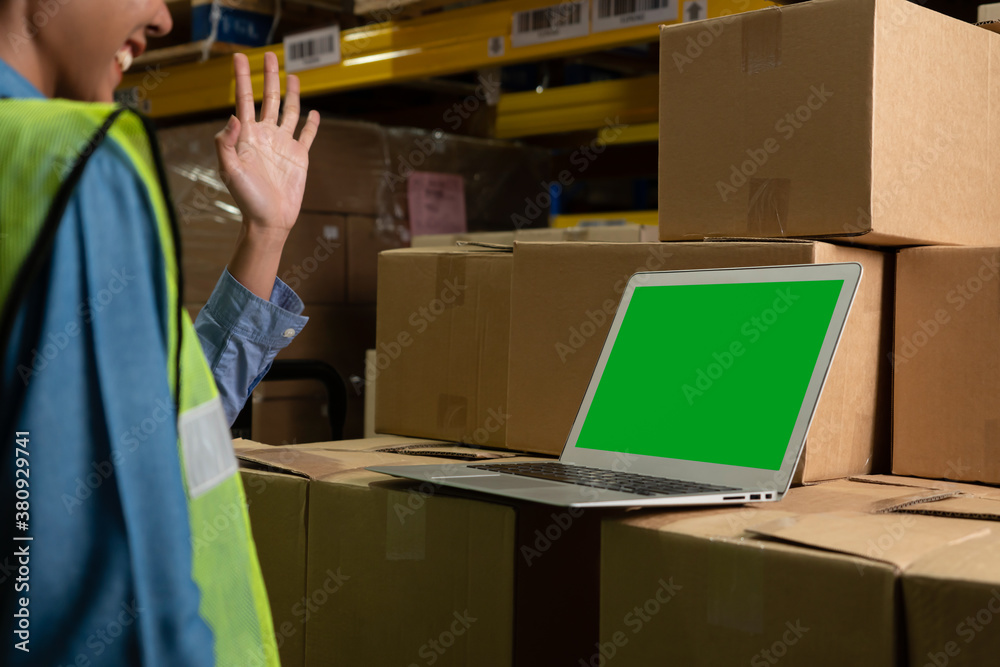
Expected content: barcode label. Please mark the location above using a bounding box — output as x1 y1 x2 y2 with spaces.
284 25 341 73
592 0 677 32
511 1 590 48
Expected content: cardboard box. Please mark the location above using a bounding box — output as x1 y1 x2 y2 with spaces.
346 215 407 304
237 441 602 667
410 225 659 247
898 497 1000 667
241 466 310 667
251 390 332 446
174 208 345 304
599 477 993 667
658 0 1000 246
277 213 347 304
375 247 513 446
237 436 459 667
364 349 377 438
893 247 1000 485
267 304 377 440
506 241 890 482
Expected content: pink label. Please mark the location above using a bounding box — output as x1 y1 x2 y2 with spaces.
407 172 467 237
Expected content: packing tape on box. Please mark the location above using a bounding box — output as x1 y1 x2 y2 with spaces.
706 539 764 634
747 178 791 236
385 489 427 561
742 7 782 75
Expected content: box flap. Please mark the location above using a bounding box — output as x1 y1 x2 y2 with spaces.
613 478 948 537
852 474 1000 500
367 442 521 460
238 448 408 479
894 496 1000 522
748 512 991 569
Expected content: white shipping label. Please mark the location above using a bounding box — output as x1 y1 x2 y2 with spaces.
592 0 678 32
511 0 590 48
179 396 238 498
284 25 341 73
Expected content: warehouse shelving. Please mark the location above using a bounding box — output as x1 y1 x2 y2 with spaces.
551 210 657 227
495 74 657 139
122 0 774 119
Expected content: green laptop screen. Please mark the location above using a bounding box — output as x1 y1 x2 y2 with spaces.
574 279 845 470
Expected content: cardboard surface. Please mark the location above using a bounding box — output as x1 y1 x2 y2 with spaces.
893 247 1000 484
410 225 659 247
251 392 332 446
658 0 1000 246
256 303 376 440
600 477 998 667
506 241 890 482
902 532 1000 667
237 441 601 667
375 247 512 446
277 213 347 304
240 468 309 667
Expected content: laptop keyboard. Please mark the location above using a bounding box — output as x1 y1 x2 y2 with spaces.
468 462 740 497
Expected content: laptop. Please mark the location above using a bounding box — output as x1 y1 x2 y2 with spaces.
368 262 862 508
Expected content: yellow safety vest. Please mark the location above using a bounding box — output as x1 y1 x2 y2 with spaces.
0 100 279 666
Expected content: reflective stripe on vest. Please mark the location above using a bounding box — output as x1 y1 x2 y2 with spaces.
0 100 279 667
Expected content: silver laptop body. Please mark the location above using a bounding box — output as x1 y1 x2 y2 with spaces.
369 262 862 508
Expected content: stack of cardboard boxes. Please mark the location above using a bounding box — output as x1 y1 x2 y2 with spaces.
233 0 1000 665
160 117 550 441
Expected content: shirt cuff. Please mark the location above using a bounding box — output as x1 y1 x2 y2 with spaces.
203 269 308 349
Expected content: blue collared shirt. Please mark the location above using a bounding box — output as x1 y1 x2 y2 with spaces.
0 57 305 665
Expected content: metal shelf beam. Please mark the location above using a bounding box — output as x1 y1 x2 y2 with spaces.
551 210 658 227
122 0 773 119
495 74 657 138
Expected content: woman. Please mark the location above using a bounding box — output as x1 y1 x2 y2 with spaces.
0 0 319 664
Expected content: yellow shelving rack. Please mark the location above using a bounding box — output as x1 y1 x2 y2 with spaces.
551 210 658 227
495 74 657 139
122 0 774 119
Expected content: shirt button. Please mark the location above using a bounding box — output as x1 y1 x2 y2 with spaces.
282 328 296 338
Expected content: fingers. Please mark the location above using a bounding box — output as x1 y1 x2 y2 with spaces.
233 53 255 123
260 51 281 123
214 115 241 165
280 73 301 134
297 110 320 150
